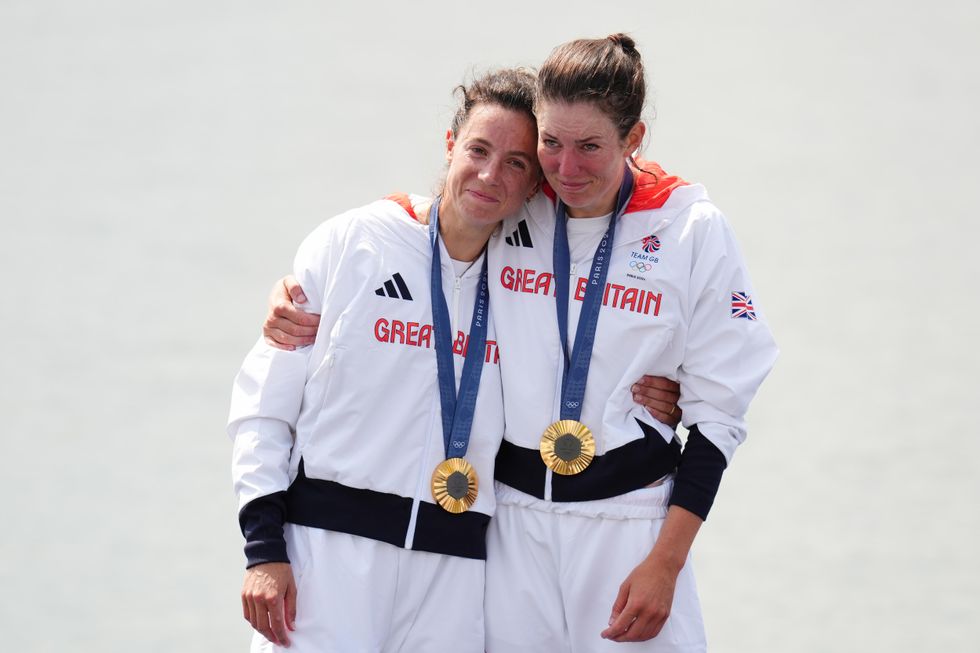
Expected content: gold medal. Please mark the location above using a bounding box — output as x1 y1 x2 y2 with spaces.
431 457 479 513
539 420 595 475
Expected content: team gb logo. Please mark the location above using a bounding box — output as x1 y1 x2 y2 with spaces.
642 234 661 253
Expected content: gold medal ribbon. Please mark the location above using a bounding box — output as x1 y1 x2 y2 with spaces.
542 165 635 476
427 197 488 512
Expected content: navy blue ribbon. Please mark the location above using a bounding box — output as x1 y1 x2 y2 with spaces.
429 196 490 460
553 164 634 421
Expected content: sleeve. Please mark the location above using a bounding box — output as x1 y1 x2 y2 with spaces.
227 218 345 568
669 205 778 520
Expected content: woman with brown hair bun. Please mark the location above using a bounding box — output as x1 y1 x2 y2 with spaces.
482 34 776 652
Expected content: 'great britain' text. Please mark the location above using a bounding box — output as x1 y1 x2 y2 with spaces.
499 267 662 316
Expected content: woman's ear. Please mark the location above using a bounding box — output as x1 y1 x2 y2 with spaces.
625 122 646 156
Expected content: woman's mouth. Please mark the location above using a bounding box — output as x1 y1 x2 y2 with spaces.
558 180 589 193
467 189 498 203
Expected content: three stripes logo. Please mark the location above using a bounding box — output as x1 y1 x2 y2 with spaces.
375 273 413 301
504 220 534 248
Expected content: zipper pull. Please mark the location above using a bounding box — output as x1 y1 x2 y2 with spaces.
454 277 462 290
569 263 577 278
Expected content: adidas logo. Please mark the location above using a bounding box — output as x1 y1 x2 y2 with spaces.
504 220 534 248
375 272 413 301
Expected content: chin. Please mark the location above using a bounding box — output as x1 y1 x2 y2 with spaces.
564 198 598 213
461 210 500 229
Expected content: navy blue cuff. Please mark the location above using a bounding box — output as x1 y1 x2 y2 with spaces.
668 425 727 521
238 491 289 569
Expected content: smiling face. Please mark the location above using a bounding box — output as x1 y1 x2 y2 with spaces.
442 103 540 231
536 100 645 218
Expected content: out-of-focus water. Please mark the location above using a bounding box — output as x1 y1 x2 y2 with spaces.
1 1 977 651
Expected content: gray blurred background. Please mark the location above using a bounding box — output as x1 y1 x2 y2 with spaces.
1 1 978 651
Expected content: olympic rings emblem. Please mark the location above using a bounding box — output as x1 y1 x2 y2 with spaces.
629 260 653 273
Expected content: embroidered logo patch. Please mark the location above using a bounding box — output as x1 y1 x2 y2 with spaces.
731 292 756 320
641 234 661 253
627 234 661 280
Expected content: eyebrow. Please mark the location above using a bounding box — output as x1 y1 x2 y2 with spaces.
470 137 535 163
540 130 604 145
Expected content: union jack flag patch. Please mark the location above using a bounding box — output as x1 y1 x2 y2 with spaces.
731 291 757 320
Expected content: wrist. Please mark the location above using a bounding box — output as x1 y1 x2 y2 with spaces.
645 546 686 575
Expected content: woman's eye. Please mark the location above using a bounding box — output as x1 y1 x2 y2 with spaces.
582 143 599 152
470 146 487 156
542 139 559 148
508 159 527 170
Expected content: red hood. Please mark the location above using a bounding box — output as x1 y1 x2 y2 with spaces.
384 193 421 221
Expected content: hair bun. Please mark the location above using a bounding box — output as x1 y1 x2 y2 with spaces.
607 33 637 53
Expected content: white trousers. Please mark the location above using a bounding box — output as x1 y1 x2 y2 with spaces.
484 484 706 653
251 524 486 653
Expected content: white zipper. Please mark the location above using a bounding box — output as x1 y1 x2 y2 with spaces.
451 275 462 332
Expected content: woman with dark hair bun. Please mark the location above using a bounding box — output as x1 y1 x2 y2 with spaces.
261 33 776 652
482 34 776 652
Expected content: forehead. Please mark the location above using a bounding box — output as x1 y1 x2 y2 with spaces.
535 100 618 138
457 104 537 151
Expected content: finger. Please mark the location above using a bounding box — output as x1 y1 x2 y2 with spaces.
263 324 315 348
608 615 639 642
285 578 298 631
264 314 319 341
617 610 668 643
631 392 673 416
268 598 291 646
632 393 677 425
600 585 631 639
601 609 637 641
631 382 679 404
636 375 680 393
608 582 628 625
283 277 308 305
264 336 296 351
633 390 680 410
241 592 250 621
246 596 262 636
271 303 321 329
269 278 294 308
642 407 674 425
255 602 280 645
268 319 318 339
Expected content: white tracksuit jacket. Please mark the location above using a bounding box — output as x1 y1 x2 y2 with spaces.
488 164 778 517
228 196 504 566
